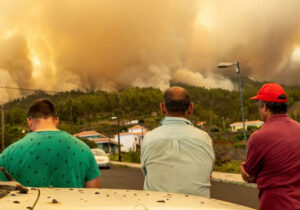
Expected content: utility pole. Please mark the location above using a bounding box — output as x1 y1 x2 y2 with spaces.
141 126 143 145
139 119 144 150
221 116 225 130
108 137 111 154
1 104 5 152
236 62 247 153
117 92 121 162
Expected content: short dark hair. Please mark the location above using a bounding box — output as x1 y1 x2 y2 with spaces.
163 87 191 114
257 100 287 114
28 99 56 119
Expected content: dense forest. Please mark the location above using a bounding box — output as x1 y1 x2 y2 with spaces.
2 77 300 147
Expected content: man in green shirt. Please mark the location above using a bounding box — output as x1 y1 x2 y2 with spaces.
0 99 100 188
141 86 215 197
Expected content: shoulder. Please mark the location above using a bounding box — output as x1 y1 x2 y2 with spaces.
61 131 91 150
3 134 28 150
248 126 269 146
143 125 212 146
287 117 300 127
143 126 161 139
189 126 212 140
142 127 160 147
142 125 172 144
0 135 28 160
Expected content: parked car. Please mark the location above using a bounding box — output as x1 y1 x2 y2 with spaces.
91 148 110 169
0 181 254 210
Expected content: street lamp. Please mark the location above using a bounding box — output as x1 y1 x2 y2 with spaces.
218 61 247 153
112 92 121 161
112 115 121 161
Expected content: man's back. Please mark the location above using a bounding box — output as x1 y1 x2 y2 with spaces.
0 131 100 188
141 117 215 197
245 114 300 208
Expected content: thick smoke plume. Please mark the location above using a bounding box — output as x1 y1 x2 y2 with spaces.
0 0 300 102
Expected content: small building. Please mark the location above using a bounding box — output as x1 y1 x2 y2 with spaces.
114 133 140 152
230 120 264 132
73 130 119 154
124 120 139 125
152 112 158 116
114 125 147 152
93 138 119 154
197 121 207 127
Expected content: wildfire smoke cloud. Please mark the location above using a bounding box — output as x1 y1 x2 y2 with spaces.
0 0 300 103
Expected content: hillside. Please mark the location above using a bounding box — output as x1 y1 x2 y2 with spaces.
2 77 300 146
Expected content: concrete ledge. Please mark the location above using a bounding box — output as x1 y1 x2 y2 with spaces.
111 161 141 169
111 161 257 188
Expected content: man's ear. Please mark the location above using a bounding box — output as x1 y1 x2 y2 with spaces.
27 118 34 131
187 103 194 116
160 103 167 116
55 117 59 126
27 118 31 128
262 103 268 112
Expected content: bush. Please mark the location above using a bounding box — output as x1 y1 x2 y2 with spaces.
110 151 141 163
233 141 245 149
247 125 259 131
210 128 219 133
233 132 251 141
214 133 225 141
214 160 242 174
77 137 98 148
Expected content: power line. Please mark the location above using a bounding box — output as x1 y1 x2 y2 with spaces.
0 86 60 93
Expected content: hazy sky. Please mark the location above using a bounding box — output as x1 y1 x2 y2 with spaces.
0 0 300 103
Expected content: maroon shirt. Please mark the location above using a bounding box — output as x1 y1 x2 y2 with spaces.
244 114 300 210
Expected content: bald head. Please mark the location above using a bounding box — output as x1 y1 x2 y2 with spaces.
163 86 191 115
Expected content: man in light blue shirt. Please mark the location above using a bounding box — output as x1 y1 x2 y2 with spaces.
141 86 215 197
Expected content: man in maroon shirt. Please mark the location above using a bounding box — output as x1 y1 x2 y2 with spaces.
240 83 300 210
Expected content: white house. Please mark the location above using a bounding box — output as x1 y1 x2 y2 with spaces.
230 120 264 132
114 125 147 152
114 133 139 152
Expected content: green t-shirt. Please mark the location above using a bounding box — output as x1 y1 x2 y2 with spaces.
0 131 100 188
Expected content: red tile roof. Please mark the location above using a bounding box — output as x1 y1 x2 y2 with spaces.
129 125 143 130
73 130 107 138
132 131 147 136
92 138 119 145
197 121 206 126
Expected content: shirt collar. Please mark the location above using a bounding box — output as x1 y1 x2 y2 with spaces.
266 114 288 123
160 116 193 126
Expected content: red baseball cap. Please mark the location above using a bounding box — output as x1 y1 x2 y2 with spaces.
249 83 287 102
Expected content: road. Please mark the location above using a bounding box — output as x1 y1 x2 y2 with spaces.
100 165 259 209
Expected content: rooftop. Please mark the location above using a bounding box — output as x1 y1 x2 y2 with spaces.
73 130 107 138
92 138 119 145
128 125 144 130
230 120 264 126
114 131 147 137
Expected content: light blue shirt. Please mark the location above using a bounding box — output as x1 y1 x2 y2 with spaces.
141 117 215 197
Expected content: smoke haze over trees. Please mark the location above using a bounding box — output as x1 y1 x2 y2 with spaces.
2 79 300 147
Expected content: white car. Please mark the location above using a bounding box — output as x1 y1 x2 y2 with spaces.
91 148 110 169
